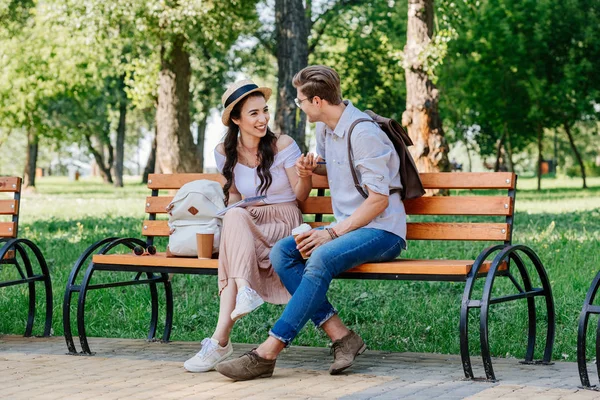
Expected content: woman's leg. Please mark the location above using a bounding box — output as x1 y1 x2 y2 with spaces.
212 278 237 346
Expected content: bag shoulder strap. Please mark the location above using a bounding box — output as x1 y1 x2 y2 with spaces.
347 118 377 199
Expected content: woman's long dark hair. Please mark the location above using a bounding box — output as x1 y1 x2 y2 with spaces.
222 92 277 205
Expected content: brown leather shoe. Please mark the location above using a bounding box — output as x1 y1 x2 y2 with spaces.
329 331 367 375
215 350 276 381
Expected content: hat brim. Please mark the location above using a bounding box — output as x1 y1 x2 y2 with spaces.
221 87 272 126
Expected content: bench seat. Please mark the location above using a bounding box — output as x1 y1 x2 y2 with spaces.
92 253 507 278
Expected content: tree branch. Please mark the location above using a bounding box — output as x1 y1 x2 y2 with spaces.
308 0 368 54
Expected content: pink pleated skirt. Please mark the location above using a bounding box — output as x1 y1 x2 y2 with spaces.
218 201 303 304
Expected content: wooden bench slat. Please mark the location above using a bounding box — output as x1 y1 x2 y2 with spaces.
148 172 516 191
0 177 21 193
299 196 513 216
92 253 506 276
0 222 17 238
0 200 18 215
145 220 509 241
149 195 512 216
420 172 516 189
142 220 170 237
407 222 510 241
145 197 172 214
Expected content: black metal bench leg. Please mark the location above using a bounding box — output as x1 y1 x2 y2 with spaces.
509 253 536 362
15 244 36 337
147 272 159 341
577 271 600 389
162 274 173 343
459 276 475 380
77 265 96 355
479 301 496 381
63 286 78 354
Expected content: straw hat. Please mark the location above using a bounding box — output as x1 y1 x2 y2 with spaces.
221 79 272 125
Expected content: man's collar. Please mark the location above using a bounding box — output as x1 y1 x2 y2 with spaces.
327 100 354 138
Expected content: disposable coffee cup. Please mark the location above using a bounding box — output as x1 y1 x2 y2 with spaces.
196 233 214 259
292 223 312 260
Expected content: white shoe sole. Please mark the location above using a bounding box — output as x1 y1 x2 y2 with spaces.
231 298 265 322
183 346 234 373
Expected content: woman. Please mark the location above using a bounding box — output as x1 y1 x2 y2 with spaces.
184 79 315 372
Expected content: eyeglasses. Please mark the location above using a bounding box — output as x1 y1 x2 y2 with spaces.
294 97 311 108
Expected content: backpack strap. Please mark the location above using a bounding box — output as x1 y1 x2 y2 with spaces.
347 118 378 199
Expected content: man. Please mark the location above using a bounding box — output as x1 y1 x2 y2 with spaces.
215 65 406 380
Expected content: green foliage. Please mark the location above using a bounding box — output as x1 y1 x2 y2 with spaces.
438 0 600 162
311 1 408 120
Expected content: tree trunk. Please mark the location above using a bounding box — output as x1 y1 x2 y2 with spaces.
505 130 514 172
23 128 38 188
564 122 587 189
275 0 308 153
401 0 450 194
113 82 127 187
142 124 157 184
195 114 208 172
85 134 113 184
537 125 543 191
156 35 201 173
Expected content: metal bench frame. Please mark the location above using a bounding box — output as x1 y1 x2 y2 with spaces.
0 177 52 337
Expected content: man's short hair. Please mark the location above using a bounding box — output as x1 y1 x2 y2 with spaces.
292 65 343 105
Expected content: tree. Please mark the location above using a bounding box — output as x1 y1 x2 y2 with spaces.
401 0 450 177
274 0 308 152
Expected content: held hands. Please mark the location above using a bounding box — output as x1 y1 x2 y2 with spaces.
295 229 332 257
295 153 322 179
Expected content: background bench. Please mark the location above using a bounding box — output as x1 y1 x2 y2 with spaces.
63 172 555 381
0 177 52 336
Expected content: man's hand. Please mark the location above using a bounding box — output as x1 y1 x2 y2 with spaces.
295 153 322 179
295 229 332 256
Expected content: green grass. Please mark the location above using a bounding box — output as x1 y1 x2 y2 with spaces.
1 175 599 364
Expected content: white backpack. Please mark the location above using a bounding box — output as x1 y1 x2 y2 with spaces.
167 180 225 257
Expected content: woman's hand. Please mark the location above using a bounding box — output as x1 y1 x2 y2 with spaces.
295 229 332 256
295 153 321 179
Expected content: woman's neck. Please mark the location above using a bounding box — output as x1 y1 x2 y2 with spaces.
239 133 260 152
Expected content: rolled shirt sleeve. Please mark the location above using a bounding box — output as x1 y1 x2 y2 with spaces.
350 127 393 196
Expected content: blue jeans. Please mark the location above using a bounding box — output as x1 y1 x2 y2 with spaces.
269 228 404 345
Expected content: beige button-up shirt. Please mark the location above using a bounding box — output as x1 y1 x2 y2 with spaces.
316 101 407 243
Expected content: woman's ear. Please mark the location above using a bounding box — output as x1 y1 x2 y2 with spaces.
231 117 240 126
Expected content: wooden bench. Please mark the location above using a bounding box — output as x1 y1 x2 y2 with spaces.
0 177 52 336
63 172 555 381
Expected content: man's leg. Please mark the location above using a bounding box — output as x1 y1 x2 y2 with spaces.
270 235 338 329
216 229 402 380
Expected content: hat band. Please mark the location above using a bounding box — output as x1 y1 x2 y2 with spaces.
224 84 259 108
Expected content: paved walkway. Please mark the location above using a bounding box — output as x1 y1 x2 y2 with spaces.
1 335 599 399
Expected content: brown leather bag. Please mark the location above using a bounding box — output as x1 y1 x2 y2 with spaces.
347 110 425 200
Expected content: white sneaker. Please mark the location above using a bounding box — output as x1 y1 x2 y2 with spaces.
183 338 233 372
230 286 265 321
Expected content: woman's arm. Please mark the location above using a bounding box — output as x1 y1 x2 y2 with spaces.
227 180 242 204
285 157 312 201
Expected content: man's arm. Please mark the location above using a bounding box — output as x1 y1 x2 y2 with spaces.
328 187 388 235
295 187 388 256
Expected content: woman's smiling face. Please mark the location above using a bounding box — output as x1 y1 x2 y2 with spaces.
232 95 269 139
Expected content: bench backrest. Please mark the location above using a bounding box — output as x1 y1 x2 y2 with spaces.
0 177 21 239
142 172 516 246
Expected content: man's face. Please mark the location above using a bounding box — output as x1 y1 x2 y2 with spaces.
295 89 319 123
